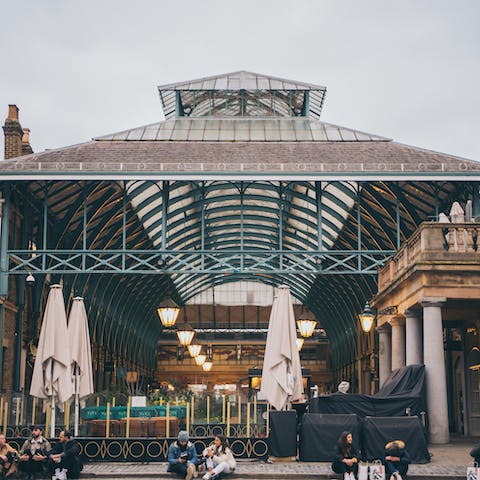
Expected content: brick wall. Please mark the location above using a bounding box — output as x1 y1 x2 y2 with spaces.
1 104 33 395
2 306 17 392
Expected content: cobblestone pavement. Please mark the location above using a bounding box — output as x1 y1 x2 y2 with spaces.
81 441 474 479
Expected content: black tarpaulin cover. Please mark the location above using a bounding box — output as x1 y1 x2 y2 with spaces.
309 365 426 418
299 413 361 461
362 416 430 463
376 364 425 397
268 410 298 457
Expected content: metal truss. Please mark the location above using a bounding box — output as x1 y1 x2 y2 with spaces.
8 248 394 275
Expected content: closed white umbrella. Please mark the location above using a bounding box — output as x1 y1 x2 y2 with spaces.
260 285 303 411
30 284 73 437
67 296 94 436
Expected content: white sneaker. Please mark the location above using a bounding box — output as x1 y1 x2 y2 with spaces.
54 469 67 480
202 474 211 480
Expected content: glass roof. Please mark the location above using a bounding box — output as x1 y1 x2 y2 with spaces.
158 71 327 119
158 70 326 91
96 117 389 142
124 180 358 300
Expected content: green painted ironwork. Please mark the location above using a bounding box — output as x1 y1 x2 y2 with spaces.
0 175 468 377
8 248 394 275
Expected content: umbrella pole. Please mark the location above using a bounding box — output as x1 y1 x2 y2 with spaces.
50 395 55 438
74 368 80 437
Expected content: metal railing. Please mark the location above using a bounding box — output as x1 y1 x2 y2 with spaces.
0 392 270 439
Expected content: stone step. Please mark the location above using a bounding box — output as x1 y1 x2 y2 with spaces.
80 473 466 480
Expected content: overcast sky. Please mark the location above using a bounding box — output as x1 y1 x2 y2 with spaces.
1 0 479 161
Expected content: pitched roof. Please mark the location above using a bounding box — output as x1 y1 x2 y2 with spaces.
94 118 389 142
157 70 327 91
1 136 479 179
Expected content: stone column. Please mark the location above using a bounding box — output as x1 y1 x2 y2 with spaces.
377 323 391 388
389 315 406 371
422 297 449 444
405 308 422 365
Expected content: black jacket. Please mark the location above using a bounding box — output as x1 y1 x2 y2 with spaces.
50 439 80 459
384 445 411 467
471 444 480 463
333 443 359 463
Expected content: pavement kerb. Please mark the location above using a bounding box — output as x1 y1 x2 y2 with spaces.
80 461 469 480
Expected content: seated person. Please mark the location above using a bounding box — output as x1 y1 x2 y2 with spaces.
331 431 359 480
200 434 236 480
471 442 480 464
167 431 197 480
0 434 19 479
18 426 51 480
48 430 83 480
384 440 410 480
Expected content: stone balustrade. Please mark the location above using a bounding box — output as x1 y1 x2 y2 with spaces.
378 222 480 291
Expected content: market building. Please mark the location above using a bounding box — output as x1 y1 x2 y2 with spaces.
1 71 480 444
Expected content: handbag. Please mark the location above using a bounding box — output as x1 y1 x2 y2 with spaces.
467 464 480 480
368 460 385 480
358 462 369 480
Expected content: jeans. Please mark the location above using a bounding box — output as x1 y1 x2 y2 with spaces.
204 459 233 478
384 461 408 477
332 461 358 476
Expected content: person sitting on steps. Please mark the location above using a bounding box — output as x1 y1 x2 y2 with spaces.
331 431 359 480
201 434 236 480
167 431 198 480
18 426 51 480
0 434 18 479
383 440 410 480
48 430 83 480
470 442 480 465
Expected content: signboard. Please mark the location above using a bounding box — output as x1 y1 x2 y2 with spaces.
131 396 147 407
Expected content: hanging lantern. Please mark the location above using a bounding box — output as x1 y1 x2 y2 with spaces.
297 311 317 338
359 302 375 333
177 323 195 346
468 347 480 370
195 354 206 366
157 296 180 328
188 344 202 357
202 361 213 372
296 338 304 351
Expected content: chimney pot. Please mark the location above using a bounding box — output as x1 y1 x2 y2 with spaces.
8 104 19 121
22 128 30 143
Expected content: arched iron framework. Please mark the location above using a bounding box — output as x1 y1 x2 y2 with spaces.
1 177 465 373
